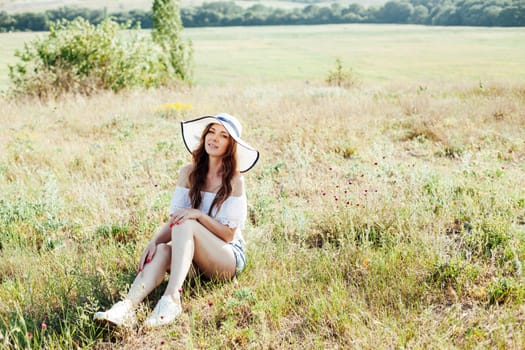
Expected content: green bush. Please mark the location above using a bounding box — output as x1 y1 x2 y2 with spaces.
152 0 193 82
325 58 357 88
8 17 186 98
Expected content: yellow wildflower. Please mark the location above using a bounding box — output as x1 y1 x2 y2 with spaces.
157 102 193 111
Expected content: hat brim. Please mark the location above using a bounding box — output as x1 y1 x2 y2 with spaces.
181 116 259 173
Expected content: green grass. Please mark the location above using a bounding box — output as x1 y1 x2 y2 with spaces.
1 24 524 91
0 24 525 348
188 24 525 85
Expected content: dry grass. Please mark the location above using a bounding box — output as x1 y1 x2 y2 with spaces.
1 78 525 348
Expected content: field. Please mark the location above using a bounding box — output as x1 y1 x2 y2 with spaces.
2 24 525 90
1 24 525 349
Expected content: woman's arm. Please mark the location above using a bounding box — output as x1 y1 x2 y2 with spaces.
150 222 173 244
138 222 172 272
170 208 236 242
138 165 192 272
170 172 245 242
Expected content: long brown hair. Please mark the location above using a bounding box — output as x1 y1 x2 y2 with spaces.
188 123 238 216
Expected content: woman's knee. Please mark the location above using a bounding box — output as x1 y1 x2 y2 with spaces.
171 219 199 236
157 243 171 254
154 243 172 266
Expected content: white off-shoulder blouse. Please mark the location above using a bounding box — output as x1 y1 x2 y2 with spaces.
169 186 247 242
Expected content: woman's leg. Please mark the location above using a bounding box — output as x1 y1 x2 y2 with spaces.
144 219 236 327
163 219 237 299
94 243 172 326
124 243 172 306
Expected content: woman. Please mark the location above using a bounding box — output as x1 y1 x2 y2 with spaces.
94 113 259 327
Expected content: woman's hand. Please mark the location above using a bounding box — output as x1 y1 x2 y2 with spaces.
138 240 157 273
170 208 203 227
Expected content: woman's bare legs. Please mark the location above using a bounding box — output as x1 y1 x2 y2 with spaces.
143 219 236 326
122 219 235 306
124 243 172 307
163 219 237 299
95 220 236 327
93 244 172 326
96 219 237 327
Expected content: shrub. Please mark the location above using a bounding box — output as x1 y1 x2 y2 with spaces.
325 58 357 88
152 0 193 82
8 17 184 98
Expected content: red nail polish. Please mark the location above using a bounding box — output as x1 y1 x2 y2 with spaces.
146 258 151 263
169 222 175 228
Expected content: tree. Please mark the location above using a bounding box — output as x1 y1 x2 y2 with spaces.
498 3 525 26
152 0 193 82
458 1 486 25
344 4 366 17
379 1 414 24
14 12 48 31
410 5 430 24
0 11 16 32
482 5 504 25
431 5 462 25
342 4 367 22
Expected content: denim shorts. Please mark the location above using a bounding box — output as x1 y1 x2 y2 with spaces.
228 239 246 275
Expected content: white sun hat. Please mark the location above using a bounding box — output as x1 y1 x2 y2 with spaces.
181 113 259 173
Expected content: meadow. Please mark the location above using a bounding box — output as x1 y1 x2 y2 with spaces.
0 24 525 349
1 24 525 90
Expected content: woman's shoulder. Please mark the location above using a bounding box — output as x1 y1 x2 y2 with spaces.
177 164 193 187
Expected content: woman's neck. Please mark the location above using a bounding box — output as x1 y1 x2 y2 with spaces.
203 157 223 192
207 156 223 177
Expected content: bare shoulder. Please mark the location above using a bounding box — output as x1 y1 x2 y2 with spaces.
231 172 245 197
177 164 193 187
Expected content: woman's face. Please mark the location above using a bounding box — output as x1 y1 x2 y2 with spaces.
204 123 231 157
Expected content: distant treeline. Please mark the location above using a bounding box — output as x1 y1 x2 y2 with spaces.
1 0 524 32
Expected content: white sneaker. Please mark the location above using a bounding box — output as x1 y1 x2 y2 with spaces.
93 300 136 327
144 296 182 328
